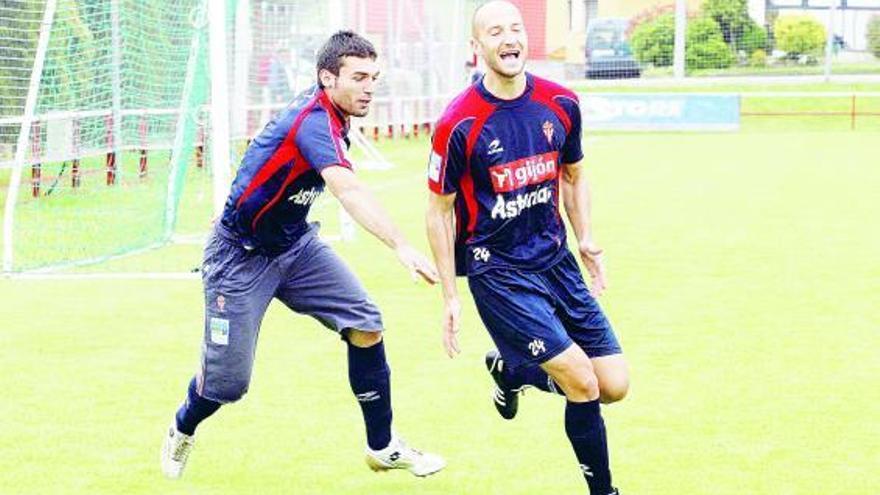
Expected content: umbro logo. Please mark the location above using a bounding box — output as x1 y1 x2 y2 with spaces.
356 391 380 402
579 463 594 477
487 138 504 155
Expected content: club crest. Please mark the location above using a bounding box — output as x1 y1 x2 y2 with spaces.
542 120 554 145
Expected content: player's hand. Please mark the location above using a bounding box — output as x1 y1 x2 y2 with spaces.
395 244 439 284
578 240 607 297
442 297 462 358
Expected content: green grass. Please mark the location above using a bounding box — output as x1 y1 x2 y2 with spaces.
571 81 880 93
0 139 405 272
634 61 880 78
2 127 878 494
0 149 214 271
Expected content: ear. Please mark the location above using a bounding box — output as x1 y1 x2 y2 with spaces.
318 69 336 89
469 38 480 59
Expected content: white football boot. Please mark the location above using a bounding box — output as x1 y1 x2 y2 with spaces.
365 434 446 477
160 423 195 479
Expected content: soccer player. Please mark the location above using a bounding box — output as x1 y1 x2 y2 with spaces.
425 2 629 494
160 31 445 480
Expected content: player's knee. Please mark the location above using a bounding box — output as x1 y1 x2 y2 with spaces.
346 328 384 348
216 378 250 403
597 360 630 403
600 376 629 403
557 369 600 402
578 372 601 400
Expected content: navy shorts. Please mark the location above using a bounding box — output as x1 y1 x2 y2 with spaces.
467 250 621 372
196 223 383 403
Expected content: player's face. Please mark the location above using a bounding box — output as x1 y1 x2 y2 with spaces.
472 4 528 79
323 56 380 118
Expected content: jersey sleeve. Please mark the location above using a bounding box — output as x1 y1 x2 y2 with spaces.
295 111 353 173
558 95 584 165
427 120 467 195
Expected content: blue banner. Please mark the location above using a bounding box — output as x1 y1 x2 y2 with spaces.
579 93 740 131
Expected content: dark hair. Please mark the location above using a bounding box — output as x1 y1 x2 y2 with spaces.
315 30 377 88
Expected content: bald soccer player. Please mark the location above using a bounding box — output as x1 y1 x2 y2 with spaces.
426 2 628 494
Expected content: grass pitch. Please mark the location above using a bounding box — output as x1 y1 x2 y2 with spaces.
1 124 878 494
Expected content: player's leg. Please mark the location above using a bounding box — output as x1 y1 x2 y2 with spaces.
486 344 627 406
162 233 277 479
275 235 444 477
548 251 629 404
469 269 575 419
276 235 391 450
591 354 629 404
486 349 565 397
344 328 392 452
345 328 444 477
540 251 624 494
491 351 627 404
540 344 617 495
469 268 616 493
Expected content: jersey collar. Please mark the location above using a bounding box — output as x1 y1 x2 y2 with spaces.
475 72 534 107
317 88 350 134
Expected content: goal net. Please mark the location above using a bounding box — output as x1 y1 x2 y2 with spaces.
1 0 209 273
1 0 472 274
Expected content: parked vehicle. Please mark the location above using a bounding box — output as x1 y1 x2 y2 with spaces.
585 18 641 79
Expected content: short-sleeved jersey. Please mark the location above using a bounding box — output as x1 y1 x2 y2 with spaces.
427 73 583 276
221 85 352 252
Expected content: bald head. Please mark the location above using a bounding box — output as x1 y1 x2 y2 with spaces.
471 0 523 38
469 0 528 81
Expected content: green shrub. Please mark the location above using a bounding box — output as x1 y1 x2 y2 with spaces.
749 49 767 67
738 18 769 54
630 13 675 67
868 15 880 59
687 17 734 69
774 15 826 56
703 0 749 45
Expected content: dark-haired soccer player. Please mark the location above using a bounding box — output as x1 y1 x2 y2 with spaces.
161 30 445 479
425 2 628 494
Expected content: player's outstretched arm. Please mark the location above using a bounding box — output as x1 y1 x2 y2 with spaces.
560 161 607 297
426 191 461 358
321 166 438 285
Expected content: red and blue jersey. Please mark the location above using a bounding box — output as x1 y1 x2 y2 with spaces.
427 73 583 276
221 85 352 252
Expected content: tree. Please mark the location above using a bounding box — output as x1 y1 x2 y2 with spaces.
703 0 750 46
39 0 99 112
0 0 42 119
686 17 734 69
868 15 880 59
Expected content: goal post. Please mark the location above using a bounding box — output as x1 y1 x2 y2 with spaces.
3 0 57 272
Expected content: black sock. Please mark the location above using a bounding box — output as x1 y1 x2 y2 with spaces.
175 376 222 435
347 339 393 450
565 400 614 495
506 365 564 395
